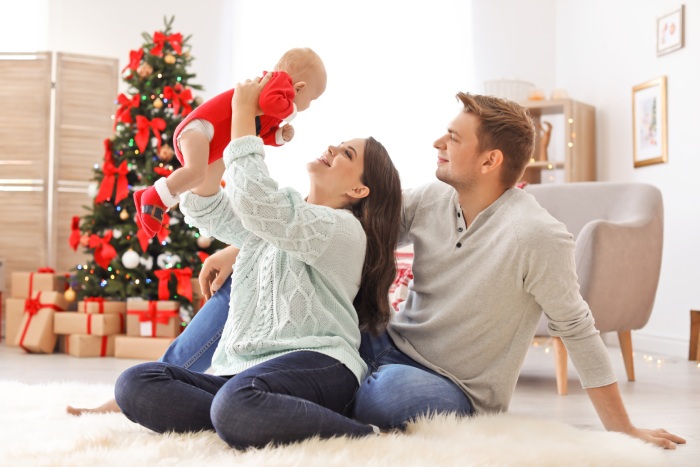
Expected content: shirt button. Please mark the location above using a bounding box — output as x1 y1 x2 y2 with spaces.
456 242 462 248
458 227 463 232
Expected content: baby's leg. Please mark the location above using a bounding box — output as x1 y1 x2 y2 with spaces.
66 398 120 416
165 130 211 198
191 159 225 197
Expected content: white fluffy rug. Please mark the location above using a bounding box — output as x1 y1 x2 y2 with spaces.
0 380 668 467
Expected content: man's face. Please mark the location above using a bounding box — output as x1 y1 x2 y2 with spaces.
433 111 482 188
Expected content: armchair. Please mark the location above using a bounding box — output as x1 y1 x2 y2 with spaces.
524 182 664 395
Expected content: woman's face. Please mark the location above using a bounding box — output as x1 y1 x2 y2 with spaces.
307 138 367 198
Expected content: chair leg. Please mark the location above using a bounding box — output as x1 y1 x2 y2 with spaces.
552 337 568 395
618 330 635 382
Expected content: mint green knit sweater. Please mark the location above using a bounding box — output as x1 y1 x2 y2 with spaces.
179 136 367 382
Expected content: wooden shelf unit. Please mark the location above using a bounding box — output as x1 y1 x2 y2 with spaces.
519 99 596 184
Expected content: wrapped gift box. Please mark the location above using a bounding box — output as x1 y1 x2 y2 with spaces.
64 334 116 358
77 298 126 315
4 298 26 347
11 270 68 299
126 299 180 338
114 335 175 360
13 291 68 353
54 312 124 336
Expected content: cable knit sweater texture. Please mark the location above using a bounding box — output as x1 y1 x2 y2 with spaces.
179 136 367 382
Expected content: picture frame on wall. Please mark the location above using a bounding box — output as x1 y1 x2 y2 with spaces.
632 76 667 168
657 5 684 56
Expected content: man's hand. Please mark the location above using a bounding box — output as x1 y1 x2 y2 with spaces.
198 245 240 300
281 124 295 142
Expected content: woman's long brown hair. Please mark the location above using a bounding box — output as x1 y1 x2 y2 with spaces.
350 137 402 335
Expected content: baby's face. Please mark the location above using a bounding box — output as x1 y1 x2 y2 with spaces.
294 69 327 112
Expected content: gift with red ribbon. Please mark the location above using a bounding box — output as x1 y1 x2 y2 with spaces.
95 149 129 205
54 311 124 336
88 231 117 269
162 84 192 116
135 115 166 153
11 268 68 299
126 299 180 338
78 297 127 315
14 291 68 353
150 32 183 56
65 334 116 358
114 335 175 360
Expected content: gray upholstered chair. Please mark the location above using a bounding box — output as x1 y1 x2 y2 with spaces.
524 182 664 395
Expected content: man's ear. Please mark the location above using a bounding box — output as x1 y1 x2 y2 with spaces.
294 81 307 93
481 149 503 175
346 185 370 200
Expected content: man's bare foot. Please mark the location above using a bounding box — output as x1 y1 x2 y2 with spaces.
66 398 121 416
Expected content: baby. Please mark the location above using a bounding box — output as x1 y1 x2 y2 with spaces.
134 47 327 237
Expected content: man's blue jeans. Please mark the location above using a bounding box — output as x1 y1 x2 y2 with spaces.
158 276 232 371
351 331 474 428
115 351 373 449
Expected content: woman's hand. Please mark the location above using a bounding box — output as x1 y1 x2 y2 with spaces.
199 245 240 300
230 73 274 140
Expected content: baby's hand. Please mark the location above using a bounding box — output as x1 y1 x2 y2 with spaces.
282 124 295 142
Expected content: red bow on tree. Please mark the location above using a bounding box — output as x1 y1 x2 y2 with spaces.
114 93 140 130
153 166 173 177
154 267 193 301
162 85 193 116
136 213 170 252
135 115 166 153
95 151 129 205
69 216 81 251
151 32 183 56
121 48 144 73
88 231 117 269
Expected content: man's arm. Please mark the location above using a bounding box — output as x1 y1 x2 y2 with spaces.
586 382 686 449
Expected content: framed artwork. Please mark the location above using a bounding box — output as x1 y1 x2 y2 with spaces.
632 77 667 168
657 5 684 56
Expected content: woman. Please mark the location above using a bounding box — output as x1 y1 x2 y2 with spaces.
113 74 403 449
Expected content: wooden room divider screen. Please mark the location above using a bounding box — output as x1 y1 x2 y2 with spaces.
0 52 118 296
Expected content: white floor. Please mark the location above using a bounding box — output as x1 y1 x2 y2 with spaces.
1 339 698 466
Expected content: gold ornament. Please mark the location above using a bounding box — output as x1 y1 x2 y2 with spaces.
153 98 163 109
137 62 153 79
164 54 176 65
120 209 130 220
158 143 175 162
64 288 76 302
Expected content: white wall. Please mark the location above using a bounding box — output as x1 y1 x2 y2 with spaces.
5 0 694 356
554 0 698 357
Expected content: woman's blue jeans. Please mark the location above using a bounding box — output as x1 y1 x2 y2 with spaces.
156 276 473 431
115 351 372 449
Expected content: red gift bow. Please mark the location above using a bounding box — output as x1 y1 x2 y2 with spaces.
153 267 193 301
114 93 140 130
88 231 117 269
18 292 63 352
127 301 179 337
95 153 129 205
83 297 105 314
162 85 193 116
69 216 81 251
121 48 144 73
150 32 183 56
135 115 166 153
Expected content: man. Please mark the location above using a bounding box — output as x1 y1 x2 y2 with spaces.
350 92 684 449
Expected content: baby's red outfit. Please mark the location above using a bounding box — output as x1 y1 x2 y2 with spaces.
134 71 296 239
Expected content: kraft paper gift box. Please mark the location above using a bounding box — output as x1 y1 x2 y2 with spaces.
11 270 68 299
77 298 126 315
13 291 68 353
114 335 175 360
54 312 125 336
64 334 116 357
4 298 27 347
126 299 180 338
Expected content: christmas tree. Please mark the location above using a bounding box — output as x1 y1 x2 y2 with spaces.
69 16 225 321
